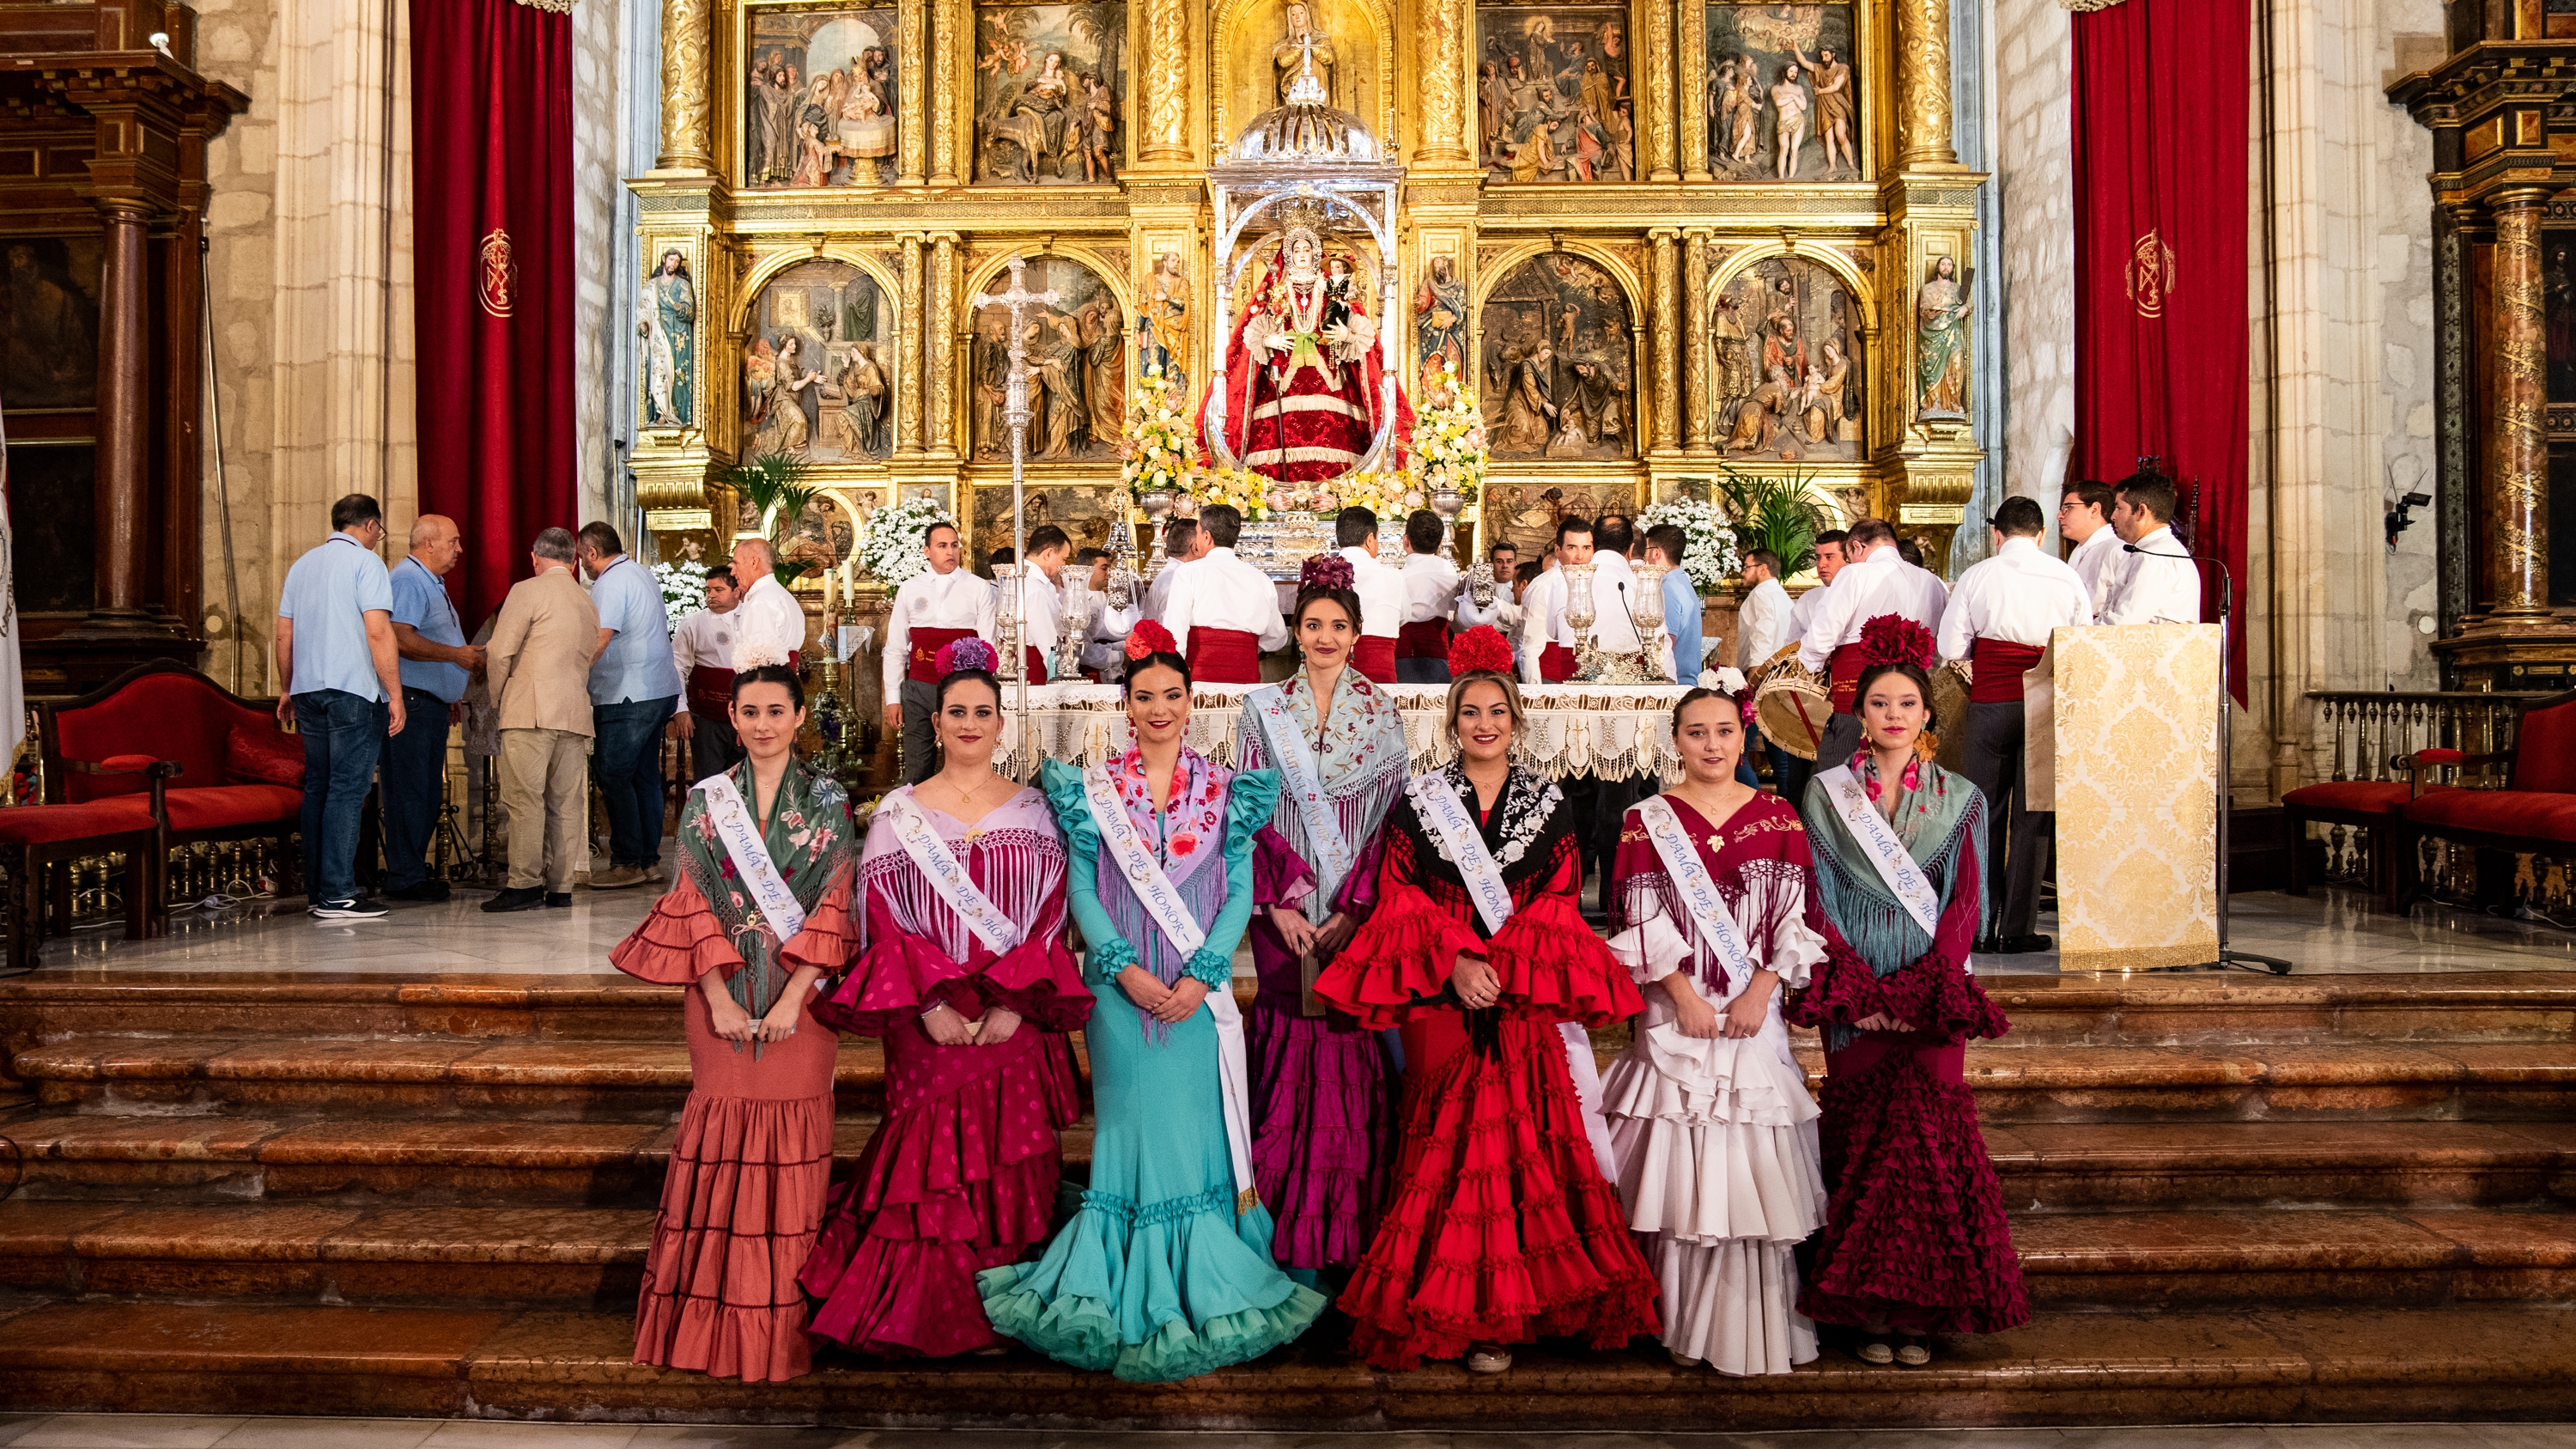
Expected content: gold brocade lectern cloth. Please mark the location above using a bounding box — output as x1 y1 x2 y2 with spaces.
2027 624 2223 971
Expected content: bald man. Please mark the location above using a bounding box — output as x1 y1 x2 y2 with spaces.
730 536 809 671
385 514 484 901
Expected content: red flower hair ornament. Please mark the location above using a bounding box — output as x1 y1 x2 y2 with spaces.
1126 618 1180 661
1447 624 1514 679
1299 554 1356 593
1859 613 1938 671
934 637 998 676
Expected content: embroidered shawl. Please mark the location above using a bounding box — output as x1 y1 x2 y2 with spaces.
1235 668 1408 921
676 757 858 1026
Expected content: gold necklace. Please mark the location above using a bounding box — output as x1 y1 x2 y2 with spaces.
940 770 999 841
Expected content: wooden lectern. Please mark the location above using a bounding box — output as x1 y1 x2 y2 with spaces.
2025 624 2224 971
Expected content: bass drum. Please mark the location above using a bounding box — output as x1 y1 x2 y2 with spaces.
1930 658 1973 776
1753 655 1834 762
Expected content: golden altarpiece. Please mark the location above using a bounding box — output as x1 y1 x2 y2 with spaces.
626 0 1986 697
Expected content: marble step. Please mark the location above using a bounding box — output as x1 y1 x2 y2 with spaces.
1990 1121 2576 1209
2 1299 2573 1428
3 1201 2565 1311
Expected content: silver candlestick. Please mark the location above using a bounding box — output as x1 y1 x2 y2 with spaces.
1430 485 1463 563
969 255 1060 776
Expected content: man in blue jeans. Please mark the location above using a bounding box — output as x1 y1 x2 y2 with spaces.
274 493 406 920
576 522 681 890
384 514 483 902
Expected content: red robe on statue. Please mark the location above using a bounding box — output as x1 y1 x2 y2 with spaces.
1200 248 1415 483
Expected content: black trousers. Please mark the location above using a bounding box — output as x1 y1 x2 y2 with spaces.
900 677 941 784
1962 698 2051 937
687 709 744 783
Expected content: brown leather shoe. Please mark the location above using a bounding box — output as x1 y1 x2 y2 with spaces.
590 865 650 890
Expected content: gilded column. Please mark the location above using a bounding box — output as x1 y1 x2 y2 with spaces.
1896 0 1957 169
2489 190 2552 618
896 0 927 184
1418 0 1470 165
1139 0 1192 164
1677 0 1709 182
931 0 962 184
1649 228 1681 454
1682 228 1714 451
656 0 713 173
1644 0 1677 181
899 235 927 454
930 234 960 454
90 200 151 620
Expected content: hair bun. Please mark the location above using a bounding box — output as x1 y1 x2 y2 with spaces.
1126 619 1179 661
1859 613 1937 670
1447 624 1513 678
1299 554 1356 593
934 636 998 676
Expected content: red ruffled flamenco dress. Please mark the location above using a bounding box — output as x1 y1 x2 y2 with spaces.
1314 763 1659 1370
797 786 1093 1356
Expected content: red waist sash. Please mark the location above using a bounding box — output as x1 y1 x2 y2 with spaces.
1968 637 2046 703
1395 619 1453 659
1185 627 1262 684
1828 642 1867 713
1540 642 1576 683
1352 636 1397 683
907 626 978 683
684 664 734 716
1023 644 1049 686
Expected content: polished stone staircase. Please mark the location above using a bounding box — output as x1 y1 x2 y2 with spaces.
0 970 2569 1430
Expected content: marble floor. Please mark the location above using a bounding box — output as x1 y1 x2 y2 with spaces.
0 1420 2570 1448
21 879 2574 978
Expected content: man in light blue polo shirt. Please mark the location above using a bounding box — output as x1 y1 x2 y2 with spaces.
275 493 405 921
576 522 682 890
384 514 485 903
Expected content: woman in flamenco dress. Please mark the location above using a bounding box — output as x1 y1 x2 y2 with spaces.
798 640 1093 1355
979 622 1330 1379
1314 626 1660 1374
613 653 856 1383
1786 618 2030 1367
1233 555 1409 1284
1599 685 1828 1377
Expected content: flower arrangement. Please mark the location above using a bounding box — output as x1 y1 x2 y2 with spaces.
855 496 957 590
1860 612 1938 670
1198 466 1271 521
1120 365 1199 508
1448 624 1514 677
1412 358 1487 508
1637 495 1743 596
652 558 707 632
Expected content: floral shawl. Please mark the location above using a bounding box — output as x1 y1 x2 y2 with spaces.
1235 667 1408 922
677 756 858 1032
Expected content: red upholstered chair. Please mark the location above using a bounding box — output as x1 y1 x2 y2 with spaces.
2281 744 2457 909
2391 688 2576 908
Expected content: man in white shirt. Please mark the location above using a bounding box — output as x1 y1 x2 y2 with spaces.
1735 550 1794 673
2058 478 2121 617
1395 510 1461 684
1795 516 1950 764
729 537 809 668
1588 515 1665 663
1079 549 1142 681
1144 515 1205 619
878 520 997 783
1158 503 1287 683
1765 528 1846 813
992 524 1073 683
1518 517 1598 685
2100 472 2204 625
669 564 745 782
1333 506 1412 684
1455 539 1522 644
1937 496 2095 953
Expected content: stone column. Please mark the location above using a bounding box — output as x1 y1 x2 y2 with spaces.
1649 228 1681 454
1417 0 1470 166
2488 189 2551 619
656 0 713 173
1644 0 1677 181
898 235 926 454
1677 0 1710 182
930 0 961 184
929 233 959 454
90 200 152 620
899 0 928 185
1139 0 1191 165
1895 0 1958 169
1682 228 1714 451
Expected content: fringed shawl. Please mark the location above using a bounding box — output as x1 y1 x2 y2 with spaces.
1235 668 1408 922
674 758 859 1048
1801 757 1987 977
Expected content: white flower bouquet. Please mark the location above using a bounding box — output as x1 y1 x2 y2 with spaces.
856 496 958 590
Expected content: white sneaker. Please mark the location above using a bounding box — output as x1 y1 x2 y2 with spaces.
1465 1347 1513 1374
310 897 388 921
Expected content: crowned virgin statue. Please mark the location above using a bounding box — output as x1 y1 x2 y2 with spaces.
1200 217 1414 482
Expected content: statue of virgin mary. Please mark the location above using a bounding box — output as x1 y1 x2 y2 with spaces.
1199 216 1413 482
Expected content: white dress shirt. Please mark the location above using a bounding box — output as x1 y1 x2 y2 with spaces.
2100 525 2202 625
880 565 997 692
2067 527 2122 617
1936 535 2095 658
1011 567 1065 673
1159 545 1289 658
1796 545 1950 669
1397 550 1461 626
1516 557 1666 684
1786 576 1831 641
1339 545 1409 639
734 574 810 672
1144 554 1195 619
667 608 738 715
1518 568 1571 685
1735 576 1793 671
1083 600 1141 678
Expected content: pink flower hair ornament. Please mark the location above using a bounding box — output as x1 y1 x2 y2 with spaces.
1299 554 1356 593
934 636 999 676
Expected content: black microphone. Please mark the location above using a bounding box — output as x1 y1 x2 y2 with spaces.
2118 544 2230 624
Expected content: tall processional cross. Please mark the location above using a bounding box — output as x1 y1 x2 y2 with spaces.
969 254 1060 774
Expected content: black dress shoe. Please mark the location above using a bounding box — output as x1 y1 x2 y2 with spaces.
1999 934 2055 953
1975 935 2004 955
480 886 548 913
546 892 572 908
386 880 451 903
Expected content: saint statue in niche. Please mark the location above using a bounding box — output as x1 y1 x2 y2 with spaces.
1135 252 1189 395
640 250 696 428
1274 0 1338 102
1206 213 1412 482
1915 254 1971 417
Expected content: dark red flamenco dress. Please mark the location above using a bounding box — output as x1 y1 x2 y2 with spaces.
1314 766 1659 1371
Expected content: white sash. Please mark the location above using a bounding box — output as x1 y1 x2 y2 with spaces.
1250 683 1355 919
878 792 1019 955
1636 795 1760 988
1406 772 1515 935
696 773 806 941
1815 764 1942 937
1079 763 1256 1211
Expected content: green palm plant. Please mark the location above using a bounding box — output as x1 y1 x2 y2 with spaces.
1714 466 1830 579
717 451 819 588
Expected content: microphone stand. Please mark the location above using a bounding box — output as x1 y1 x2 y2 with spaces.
2122 543 2293 976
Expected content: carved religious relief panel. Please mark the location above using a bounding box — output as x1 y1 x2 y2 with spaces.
1482 481 1638 557
743 8 902 188
742 259 897 463
1479 252 1636 461
1704 3 1860 182
1474 3 1635 182
972 1 1127 185
969 482 1130 557
1712 255 1863 462
969 255 1125 463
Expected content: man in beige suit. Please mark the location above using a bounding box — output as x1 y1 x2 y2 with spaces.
481 527 600 912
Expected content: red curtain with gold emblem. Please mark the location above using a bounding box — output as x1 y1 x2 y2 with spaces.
2072 0 2249 697
411 0 574 630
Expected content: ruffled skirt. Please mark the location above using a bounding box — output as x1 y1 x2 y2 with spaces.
632 987 837 1383
1337 1008 1660 1372
1599 998 1826 1375
1249 997 1389 1273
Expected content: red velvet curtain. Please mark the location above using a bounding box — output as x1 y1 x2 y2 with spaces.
2072 0 2250 698
411 0 574 631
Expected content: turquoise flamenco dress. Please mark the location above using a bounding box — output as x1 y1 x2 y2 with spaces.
977 750 1329 1381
